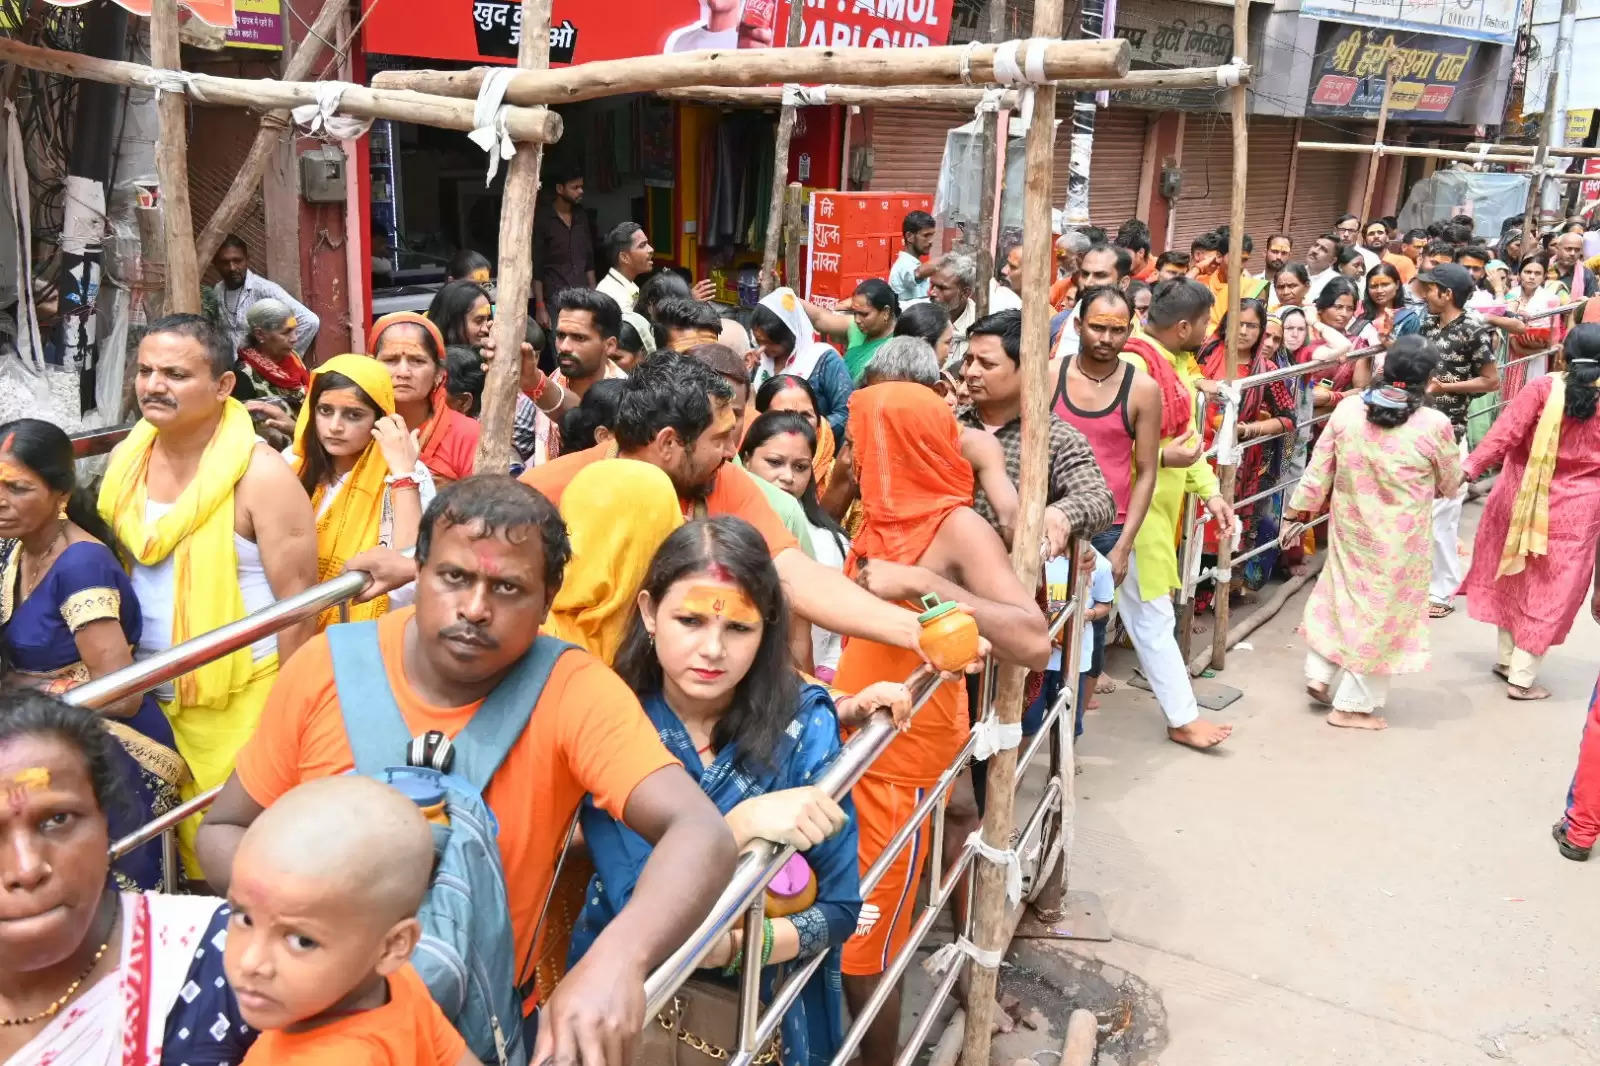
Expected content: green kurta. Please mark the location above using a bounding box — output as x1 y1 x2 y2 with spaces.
1120 332 1219 603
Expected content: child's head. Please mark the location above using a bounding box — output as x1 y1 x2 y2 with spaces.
223 776 435 1032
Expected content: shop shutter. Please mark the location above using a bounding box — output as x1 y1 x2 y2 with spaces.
866 106 970 195
1287 124 1362 251
1170 111 1234 253
1245 117 1295 244
1052 106 1149 229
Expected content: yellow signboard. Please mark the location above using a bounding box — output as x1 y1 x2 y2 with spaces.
228 0 283 50
1568 109 1595 147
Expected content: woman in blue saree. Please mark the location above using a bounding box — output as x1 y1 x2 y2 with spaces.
569 516 908 1066
0 419 183 890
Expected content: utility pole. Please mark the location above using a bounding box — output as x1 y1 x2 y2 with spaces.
1524 0 1577 240
1061 0 1107 226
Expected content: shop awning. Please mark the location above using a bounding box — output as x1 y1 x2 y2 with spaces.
40 0 235 29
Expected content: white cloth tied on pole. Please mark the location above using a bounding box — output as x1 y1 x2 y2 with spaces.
781 84 828 107
469 68 519 185
969 716 1023 761
146 67 195 96
1214 58 1246 88
290 82 371 140
991 38 1051 128
1214 380 1244 467
967 830 1023 906
973 87 1005 118
923 935 1003 976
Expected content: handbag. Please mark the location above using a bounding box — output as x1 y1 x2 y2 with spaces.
634 979 782 1065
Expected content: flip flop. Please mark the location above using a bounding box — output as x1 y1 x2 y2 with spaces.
1508 684 1552 701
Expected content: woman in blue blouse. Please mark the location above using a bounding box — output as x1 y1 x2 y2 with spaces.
0 419 183 890
569 517 907 1066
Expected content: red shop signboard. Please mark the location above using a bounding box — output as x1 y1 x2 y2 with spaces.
360 0 954 66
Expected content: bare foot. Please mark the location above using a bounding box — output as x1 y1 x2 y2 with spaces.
1306 682 1332 705
1087 695 1101 710
1289 563 1309 577
1327 709 1387 730
1168 719 1232 749
1096 676 1117 694
1507 683 1552 701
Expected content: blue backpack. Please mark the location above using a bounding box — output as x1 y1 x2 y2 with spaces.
329 621 574 1066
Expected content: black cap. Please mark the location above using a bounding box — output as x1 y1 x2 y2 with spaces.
1415 262 1474 307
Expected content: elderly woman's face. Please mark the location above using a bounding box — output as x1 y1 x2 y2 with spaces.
255 317 298 359
0 734 110 971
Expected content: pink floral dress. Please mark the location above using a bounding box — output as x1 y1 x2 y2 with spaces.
1289 396 1463 675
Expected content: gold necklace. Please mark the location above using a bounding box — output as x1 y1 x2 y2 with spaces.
0 936 111 1026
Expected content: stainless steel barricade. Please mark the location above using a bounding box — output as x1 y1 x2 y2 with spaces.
1181 297 1585 606
69 424 135 458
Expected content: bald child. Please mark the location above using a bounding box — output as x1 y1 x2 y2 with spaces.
222 776 479 1066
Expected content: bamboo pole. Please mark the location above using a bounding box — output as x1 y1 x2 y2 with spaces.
1296 140 1535 165
1472 142 1600 159
1209 0 1249 672
654 65 1248 108
473 0 552 475
782 181 804 291
1524 59 1561 241
195 0 346 266
1358 62 1396 224
370 39 1131 105
972 0 1008 321
150 0 198 314
0 35 564 143
758 0 807 296
958 0 1061 1060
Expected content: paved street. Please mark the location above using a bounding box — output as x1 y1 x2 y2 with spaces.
1057 503 1600 1064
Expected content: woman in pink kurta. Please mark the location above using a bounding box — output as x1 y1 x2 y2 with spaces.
1283 337 1462 730
1460 327 1600 700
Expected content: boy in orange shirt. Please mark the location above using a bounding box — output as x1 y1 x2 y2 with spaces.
224 775 477 1066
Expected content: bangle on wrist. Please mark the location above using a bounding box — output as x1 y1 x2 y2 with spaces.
537 380 566 414
386 474 419 491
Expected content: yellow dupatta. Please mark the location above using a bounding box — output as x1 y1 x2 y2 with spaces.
1497 373 1567 578
98 398 258 710
545 459 683 664
290 354 398 627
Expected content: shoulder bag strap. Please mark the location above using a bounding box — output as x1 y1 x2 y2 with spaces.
449 635 578 789
328 621 413 776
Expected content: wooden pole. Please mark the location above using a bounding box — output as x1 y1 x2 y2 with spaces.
1471 142 1600 160
1209 0 1249 672
839 106 855 190
473 0 552 475
1358 62 1396 224
194 0 346 266
1524 61 1561 244
0 35 564 143
959 0 1060 1058
150 0 199 314
370 39 1131 105
759 0 808 296
782 181 804 291
972 0 1009 318
655 66 1247 107
1296 139 1535 165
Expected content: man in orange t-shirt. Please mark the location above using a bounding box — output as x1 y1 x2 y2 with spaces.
523 350 932 660
197 476 738 1065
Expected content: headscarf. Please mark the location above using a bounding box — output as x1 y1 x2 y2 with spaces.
546 459 683 664
367 311 477 481
290 354 399 626
812 417 837 495
846 382 973 570
621 310 657 353
99 397 259 709
754 288 839 387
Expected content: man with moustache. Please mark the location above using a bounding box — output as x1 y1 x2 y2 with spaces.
99 313 318 875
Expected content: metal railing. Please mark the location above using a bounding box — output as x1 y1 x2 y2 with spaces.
1182 296 1587 601
87 567 375 882
70 424 135 458
97 544 1092 1065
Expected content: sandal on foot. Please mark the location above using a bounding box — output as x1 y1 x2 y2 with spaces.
1508 683 1552 701
1552 822 1591 862
1428 602 1455 619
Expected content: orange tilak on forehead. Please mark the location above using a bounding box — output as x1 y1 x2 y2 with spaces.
1084 313 1130 329
5 767 49 814
680 584 761 625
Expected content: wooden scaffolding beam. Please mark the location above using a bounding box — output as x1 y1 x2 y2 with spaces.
150 0 198 313
371 38 1132 105
0 34 565 142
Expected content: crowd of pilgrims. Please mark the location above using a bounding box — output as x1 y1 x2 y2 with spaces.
4 202 1600 1066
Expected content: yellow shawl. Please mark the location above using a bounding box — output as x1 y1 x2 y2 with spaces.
291 354 398 627
546 459 682 664
1498 372 1567 578
98 398 258 710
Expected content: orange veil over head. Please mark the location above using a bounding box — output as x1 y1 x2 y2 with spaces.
368 311 477 481
846 382 974 569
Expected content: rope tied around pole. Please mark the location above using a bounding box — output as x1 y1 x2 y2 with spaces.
924 935 1004 976
973 87 1006 117
966 829 1023 905
146 67 196 97
781 84 829 107
958 40 980 85
969 716 1023 761
289 81 370 140
991 38 1051 126
469 68 519 184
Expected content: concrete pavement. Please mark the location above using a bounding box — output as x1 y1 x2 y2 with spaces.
1049 504 1600 1065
